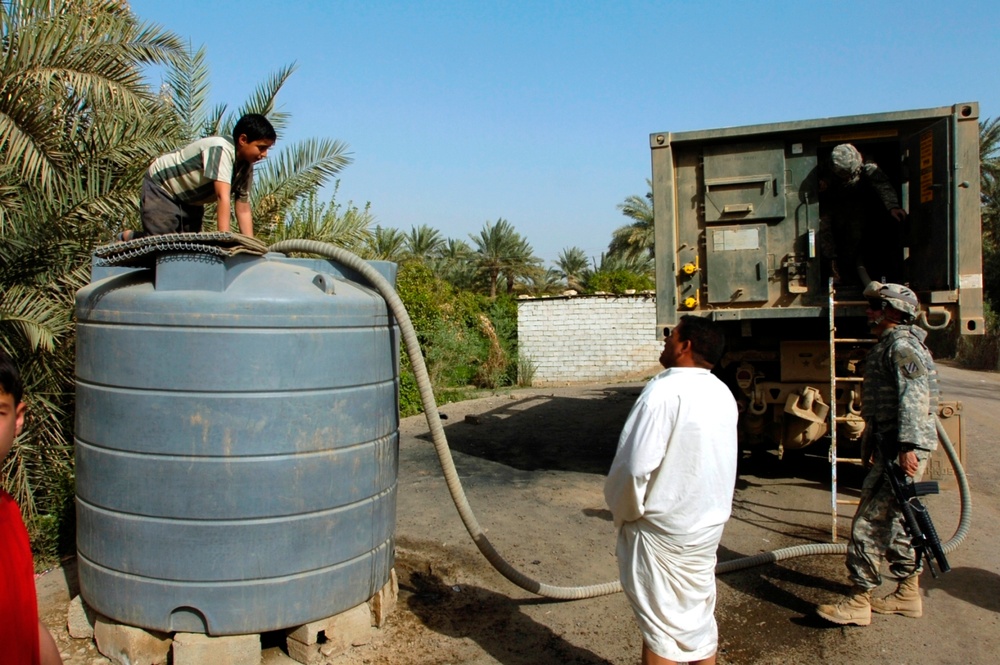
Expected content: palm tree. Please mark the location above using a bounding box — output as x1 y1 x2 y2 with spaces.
405 224 446 261
978 118 1000 315
0 0 185 524
555 246 590 291
366 225 408 261
608 179 655 260
430 237 476 288
266 185 375 251
469 218 543 298
521 269 565 297
980 116 1000 190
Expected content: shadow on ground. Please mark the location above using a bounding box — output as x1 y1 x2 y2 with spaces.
432 386 643 475
430 385 870 494
399 556 613 665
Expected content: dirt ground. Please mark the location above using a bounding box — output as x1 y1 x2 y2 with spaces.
38 362 1000 664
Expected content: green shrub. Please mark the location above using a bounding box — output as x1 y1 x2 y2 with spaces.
586 269 654 294
393 262 522 412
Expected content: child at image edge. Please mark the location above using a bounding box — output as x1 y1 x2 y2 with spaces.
0 349 63 664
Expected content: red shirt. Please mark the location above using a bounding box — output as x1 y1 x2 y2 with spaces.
0 491 40 665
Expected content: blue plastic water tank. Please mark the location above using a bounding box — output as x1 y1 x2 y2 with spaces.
74 250 399 635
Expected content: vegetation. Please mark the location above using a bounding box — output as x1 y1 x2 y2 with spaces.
956 117 1000 368
0 0 679 560
0 0 352 560
0 0 186 561
608 178 655 261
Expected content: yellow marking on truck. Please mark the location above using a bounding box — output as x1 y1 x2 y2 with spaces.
920 131 934 203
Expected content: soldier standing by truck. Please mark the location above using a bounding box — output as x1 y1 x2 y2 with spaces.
816 281 940 626
818 143 908 286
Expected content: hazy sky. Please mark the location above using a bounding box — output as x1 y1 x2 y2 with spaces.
129 0 1000 264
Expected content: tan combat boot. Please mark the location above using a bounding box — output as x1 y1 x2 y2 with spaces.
871 575 922 618
816 586 872 626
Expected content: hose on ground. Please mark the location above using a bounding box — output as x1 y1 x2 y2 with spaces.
269 240 972 597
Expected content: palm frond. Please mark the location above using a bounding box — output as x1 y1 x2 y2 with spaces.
235 62 297 134
164 43 211 141
251 138 353 226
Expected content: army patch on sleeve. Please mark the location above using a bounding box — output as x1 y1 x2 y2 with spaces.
895 347 926 378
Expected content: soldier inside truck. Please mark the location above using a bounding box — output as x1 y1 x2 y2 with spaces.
817 141 907 289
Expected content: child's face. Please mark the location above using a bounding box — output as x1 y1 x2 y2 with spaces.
236 135 275 164
0 389 25 462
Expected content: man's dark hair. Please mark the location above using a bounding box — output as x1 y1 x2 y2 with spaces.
676 315 726 366
0 348 23 405
233 114 277 143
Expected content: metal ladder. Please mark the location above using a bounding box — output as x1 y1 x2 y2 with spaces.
827 277 871 541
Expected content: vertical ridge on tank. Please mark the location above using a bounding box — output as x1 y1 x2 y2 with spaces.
74 249 399 636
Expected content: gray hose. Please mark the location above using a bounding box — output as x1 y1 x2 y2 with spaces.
270 239 622 598
719 419 971 573
269 240 971 597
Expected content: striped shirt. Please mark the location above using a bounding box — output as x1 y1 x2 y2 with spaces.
147 137 253 205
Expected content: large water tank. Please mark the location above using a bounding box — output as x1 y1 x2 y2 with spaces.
74 249 399 635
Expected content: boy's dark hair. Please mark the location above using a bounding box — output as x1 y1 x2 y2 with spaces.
676 315 726 366
0 348 23 405
233 114 276 143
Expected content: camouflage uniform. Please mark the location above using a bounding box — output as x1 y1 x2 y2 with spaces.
847 324 939 589
818 147 904 284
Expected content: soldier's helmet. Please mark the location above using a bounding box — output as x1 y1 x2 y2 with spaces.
830 143 863 180
864 281 920 322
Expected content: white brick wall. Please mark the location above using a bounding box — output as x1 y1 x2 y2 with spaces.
517 295 663 384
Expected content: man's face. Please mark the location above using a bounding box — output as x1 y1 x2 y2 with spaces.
0 389 25 462
235 136 274 164
866 298 898 334
659 324 685 369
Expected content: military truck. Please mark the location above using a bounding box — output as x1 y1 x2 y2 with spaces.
650 103 983 460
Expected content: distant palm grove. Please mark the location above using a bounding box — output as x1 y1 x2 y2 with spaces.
1 1 998 560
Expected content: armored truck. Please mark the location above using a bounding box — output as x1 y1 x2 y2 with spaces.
650 102 983 457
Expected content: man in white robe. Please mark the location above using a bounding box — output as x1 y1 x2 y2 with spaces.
605 315 738 665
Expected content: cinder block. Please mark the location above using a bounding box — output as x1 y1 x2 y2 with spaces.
67 595 96 640
172 632 261 665
94 616 171 665
368 568 399 628
286 604 372 664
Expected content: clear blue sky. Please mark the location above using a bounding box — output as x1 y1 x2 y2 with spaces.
129 0 1000 265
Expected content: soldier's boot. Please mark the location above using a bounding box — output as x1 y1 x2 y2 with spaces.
871 575 922 618
816 586 872 626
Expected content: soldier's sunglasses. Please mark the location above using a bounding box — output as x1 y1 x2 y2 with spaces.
867 298 883 310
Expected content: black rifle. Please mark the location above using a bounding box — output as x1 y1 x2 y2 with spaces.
874 433 950 577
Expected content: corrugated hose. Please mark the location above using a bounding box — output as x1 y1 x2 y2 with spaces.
268 239 971 600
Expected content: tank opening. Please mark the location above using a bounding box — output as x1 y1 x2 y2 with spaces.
169 606 208 633
818 139 905 288
961 105 973 117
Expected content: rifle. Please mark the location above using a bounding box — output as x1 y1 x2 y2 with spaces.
873 433 950 577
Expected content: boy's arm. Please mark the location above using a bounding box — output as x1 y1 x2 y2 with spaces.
214 180 232 233
235 200 254 237
39 620 63 664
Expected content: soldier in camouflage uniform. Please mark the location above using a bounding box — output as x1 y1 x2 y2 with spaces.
818 144 908 285
817 281 939 626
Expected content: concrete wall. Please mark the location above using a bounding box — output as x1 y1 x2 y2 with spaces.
517 295 663 384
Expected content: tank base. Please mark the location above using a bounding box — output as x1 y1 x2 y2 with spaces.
73 569 398 664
